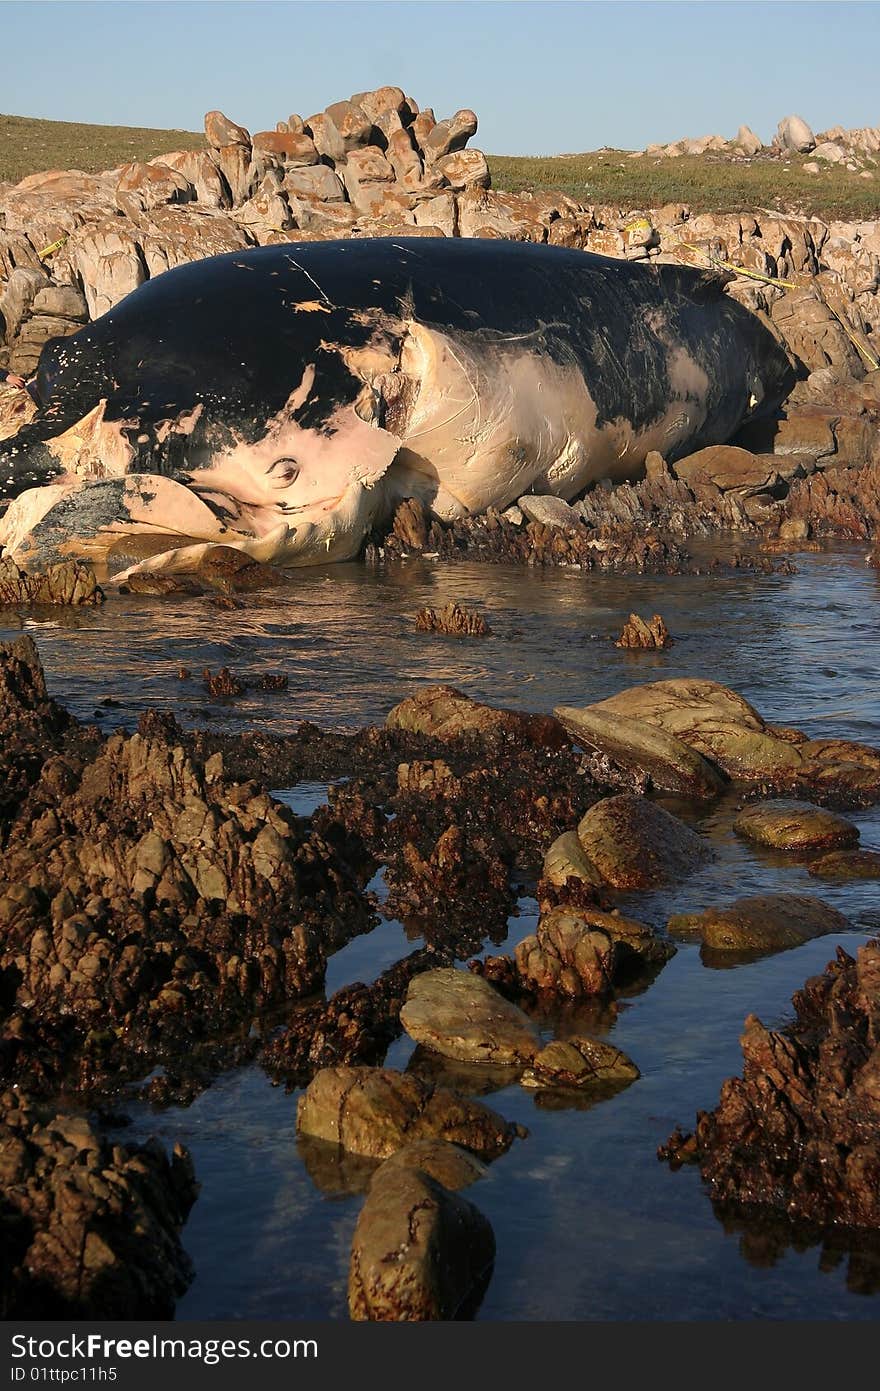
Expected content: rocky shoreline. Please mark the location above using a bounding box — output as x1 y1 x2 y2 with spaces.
0 626 877 1317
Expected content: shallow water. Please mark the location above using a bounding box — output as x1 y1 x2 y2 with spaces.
3 545 880 1321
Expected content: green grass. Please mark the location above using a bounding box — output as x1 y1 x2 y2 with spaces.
0 113 203 184
489 150 880 220
3 115 879 220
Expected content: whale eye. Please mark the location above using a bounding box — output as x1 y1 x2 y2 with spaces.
267 457 300 486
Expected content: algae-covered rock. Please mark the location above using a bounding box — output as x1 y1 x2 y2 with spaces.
577 793 710 889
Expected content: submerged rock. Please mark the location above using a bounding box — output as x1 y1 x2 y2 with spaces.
669 892 850 956
295 1065 524 1160
400 968 540 1065
521 1036 639 1090
0 1091 197 1317
348 1161 495 1320
734 799 860 851
808 848 880 880
576 793 710 889
661 937 880 1229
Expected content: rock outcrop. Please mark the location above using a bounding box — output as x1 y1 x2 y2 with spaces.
661 938 880 1229
0 1091 197 1317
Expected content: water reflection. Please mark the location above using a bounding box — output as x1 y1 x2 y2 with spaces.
12 546 879 1320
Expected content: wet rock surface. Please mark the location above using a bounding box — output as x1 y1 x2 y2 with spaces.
662 938 880 1230
555 703 726 800
387 683 566 748
400 968 541 1065
576 793 711 889
521 1036 640 1091
734 799 860 850
0 652 373 1094
295 1065 525 1160
0 555 103 606
669 892 851 958
808 848 880 880
415 602 490 636
0 1091 197 1317
580 678 880 806
616 612 673 649
348 1160 495 1321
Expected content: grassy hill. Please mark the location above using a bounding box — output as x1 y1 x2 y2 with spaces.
491 151 880 220
0 113 203 183
2 113 879 220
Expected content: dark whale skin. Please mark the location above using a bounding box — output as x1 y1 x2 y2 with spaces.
1 237 793 503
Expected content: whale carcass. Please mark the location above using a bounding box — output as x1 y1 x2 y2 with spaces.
0 237 794 574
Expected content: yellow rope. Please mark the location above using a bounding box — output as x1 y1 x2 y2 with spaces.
37 235 68 259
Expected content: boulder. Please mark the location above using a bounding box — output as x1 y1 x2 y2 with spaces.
115 162 194 221
669 892 850 954
808 848 880 880
386 684 567 748
282 164 346 203
777 114 816 153
576 793 711 889
251 131 320 170
296 1066 522 1160
400 968 540 1065
386 128 425 189
733 800 860 851
542 830 604 888
734 125 763 156
348 1162 494 1321
151 149 230 207
422 110 479 163
672 445 783 497
581 679 804 782
210 143 253 205
518 495 578 528
433 149 490 191
204 110 250 148
324 100 374 153
521 1036 639 1090
380 1138 487 1189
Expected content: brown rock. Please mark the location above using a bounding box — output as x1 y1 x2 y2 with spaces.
514 909 617 998
387 684 567 749
422 110 479 163
734 799 860 851
296 1065 523 1159
0 1090 196 1316
808 848 880 880
521 1037 640 1090
401 968 540 1065
669 892 850 955
615 613 673 649
555 704 725 800
348 1161 494 1321
415 603 489 636
663 938 880 1228
204 110 251 148
577 793 710 889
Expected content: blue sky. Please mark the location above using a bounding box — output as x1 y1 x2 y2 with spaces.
1 1 879 154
